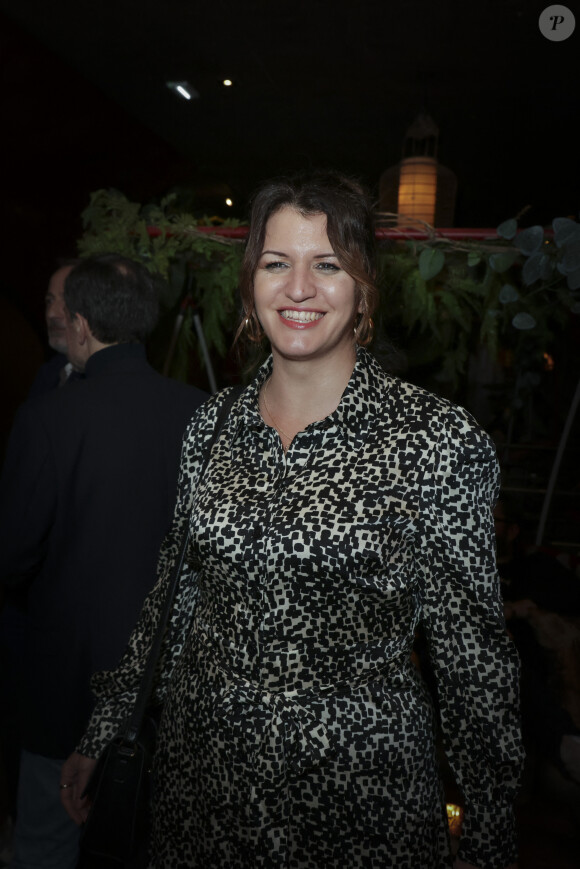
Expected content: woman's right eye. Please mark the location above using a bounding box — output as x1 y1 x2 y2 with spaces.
264 261 289 271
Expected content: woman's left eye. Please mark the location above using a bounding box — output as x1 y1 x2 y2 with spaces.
315 262 340 272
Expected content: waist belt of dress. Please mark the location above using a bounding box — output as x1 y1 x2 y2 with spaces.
200 628 414 777
202 634 416 852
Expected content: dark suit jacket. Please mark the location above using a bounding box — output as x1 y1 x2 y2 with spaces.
0 343 207 757
27 352 70 396
27 352 85 397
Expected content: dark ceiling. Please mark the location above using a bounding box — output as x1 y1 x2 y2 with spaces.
1 0 578 302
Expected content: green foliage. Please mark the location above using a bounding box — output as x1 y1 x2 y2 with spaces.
78 189 244 378
418 247 445 281
77 189 578 394
514 225 544 255
489 250 518 273
497 218 518 240
376 214 578 392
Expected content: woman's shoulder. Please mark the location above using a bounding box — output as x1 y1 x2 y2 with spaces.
370 361 495 459
377 367 473 427
362 349 456 416
182 385 245 443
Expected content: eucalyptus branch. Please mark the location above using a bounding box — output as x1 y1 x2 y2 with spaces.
77 189 578 389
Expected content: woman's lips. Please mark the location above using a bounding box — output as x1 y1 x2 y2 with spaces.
279 309 324 323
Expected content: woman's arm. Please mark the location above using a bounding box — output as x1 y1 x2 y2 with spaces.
59 752 97 825
418 405 524 869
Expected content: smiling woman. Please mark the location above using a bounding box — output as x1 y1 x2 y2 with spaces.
64 170 524 869
236 172 379 450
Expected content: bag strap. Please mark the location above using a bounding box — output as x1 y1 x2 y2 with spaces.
123 386 243 743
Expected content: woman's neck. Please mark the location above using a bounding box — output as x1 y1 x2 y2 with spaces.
260 347 357 449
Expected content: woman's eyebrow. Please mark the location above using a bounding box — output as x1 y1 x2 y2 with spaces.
260 250 338 258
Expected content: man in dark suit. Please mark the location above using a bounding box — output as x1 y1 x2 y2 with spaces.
0 254 207 869
0 261 79 852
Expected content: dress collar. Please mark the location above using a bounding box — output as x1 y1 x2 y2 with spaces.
228 347 391 449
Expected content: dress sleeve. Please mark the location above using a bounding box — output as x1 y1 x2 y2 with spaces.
77 396 223 758
417 404 524 869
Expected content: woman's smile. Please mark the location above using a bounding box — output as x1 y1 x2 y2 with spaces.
278 308 325 325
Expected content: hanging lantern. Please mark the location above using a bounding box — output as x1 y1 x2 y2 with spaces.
379 113 457 227
397 155 438 224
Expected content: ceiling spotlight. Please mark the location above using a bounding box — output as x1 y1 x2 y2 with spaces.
166 81 199 101
225 198 233 207
223 79 233 87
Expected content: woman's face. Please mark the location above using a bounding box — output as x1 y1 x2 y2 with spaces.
253 206 360 366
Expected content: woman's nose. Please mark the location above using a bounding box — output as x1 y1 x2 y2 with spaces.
285 265 316 300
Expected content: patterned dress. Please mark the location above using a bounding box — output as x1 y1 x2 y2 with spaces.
79 348 524 869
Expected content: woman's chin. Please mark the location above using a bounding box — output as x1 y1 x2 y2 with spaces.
271 337 356 368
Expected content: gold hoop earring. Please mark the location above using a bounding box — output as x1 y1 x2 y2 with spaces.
355 315 374 346
244 314 265 344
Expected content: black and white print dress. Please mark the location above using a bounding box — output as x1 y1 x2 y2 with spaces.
79 348 524 869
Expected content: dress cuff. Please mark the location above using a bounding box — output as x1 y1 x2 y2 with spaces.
457 798 519 869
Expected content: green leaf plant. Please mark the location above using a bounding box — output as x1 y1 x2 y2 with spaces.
78 191 578 398
374 211 578 403
78 189 244 380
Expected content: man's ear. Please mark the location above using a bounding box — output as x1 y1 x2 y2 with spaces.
73 313 91 345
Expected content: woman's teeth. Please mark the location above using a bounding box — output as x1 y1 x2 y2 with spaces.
280 310 324 322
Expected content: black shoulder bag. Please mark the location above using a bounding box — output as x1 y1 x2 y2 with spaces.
79 387 242 867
